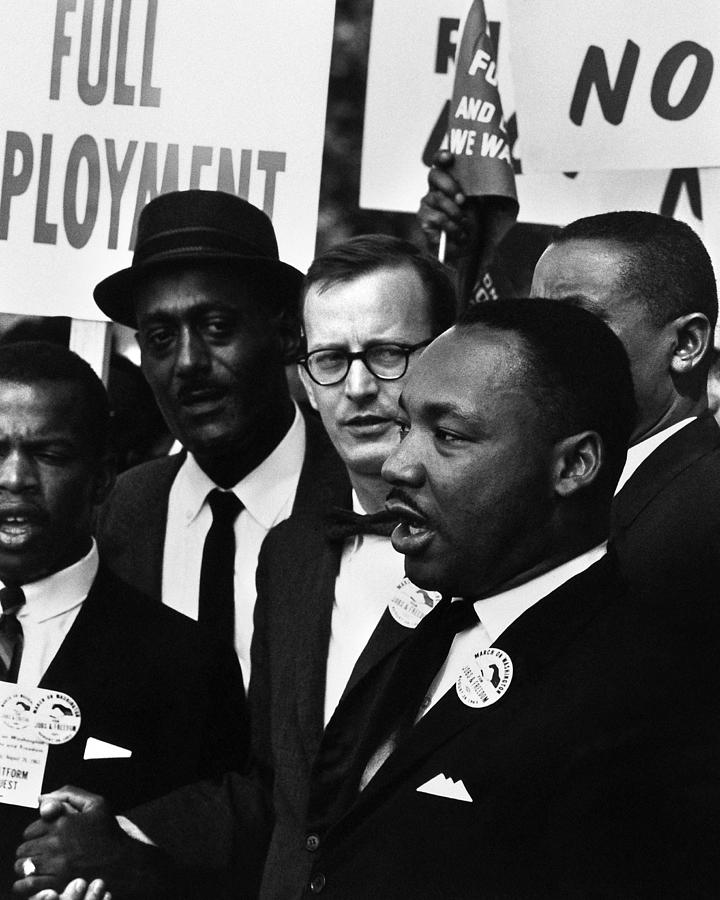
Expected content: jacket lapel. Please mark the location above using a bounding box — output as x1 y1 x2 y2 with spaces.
613 416 720 529
331 554 625 838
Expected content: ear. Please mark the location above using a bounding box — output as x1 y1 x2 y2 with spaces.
551 430 603 499
297 364 320 412
669 312 712 375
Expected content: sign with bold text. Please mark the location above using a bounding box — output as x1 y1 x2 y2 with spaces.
0 1 335 320
360 0 711 244
507 0 720 173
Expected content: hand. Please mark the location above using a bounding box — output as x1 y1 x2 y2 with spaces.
14 786 174 899
28 876 111 900
418 151 479 261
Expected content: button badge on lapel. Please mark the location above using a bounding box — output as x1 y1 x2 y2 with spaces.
456 647 513 708
388 577 442 628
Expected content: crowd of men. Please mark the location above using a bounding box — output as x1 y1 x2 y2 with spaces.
0 167 719 899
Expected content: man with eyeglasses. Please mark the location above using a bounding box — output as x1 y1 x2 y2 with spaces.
13 236 457 900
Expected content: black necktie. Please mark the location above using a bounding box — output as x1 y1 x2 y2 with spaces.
198 489 243 644
0 586 26 683
317 596 478 823
324 507 399 542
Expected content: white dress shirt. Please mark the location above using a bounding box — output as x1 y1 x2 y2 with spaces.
421 542 609 716
615 417 696 495
12 541 99 687
161 404 306 686
324 491 406 726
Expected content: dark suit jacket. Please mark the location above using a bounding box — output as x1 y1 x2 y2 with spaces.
612 414 720 598
131 456 421 898
298 553 720 898
0 566 248 899
95 410 345 603
133 553 720 898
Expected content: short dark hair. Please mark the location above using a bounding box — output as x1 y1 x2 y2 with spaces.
457 298 637 497
301 235 457 338
554 211 718 328
0 341 110 458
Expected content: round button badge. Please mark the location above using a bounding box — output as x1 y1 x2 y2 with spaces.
388 577 442 629
456 647 513 709
32 691 81 745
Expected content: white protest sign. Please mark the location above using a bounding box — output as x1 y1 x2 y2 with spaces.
0 1 335 321
359 0 707 236
507 0 720 173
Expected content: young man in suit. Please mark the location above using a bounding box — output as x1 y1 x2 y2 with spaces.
420 176 720 600
24 300 720 898
93 190 345 685
0 342 248 899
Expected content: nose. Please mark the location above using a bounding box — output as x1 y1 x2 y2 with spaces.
175 326 211 376
0 449 38 494
381 430 425 488
344 357 379 402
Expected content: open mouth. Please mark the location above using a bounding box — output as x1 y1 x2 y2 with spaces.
0 512 42 548
343 415 391 433
385 499 435 555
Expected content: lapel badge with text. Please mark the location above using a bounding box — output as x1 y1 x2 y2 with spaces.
389 576 442 628
456 647 513 708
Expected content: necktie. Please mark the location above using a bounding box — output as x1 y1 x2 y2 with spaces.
0 586 26 683
320 596 478 821
324 507 399 542
198 489 243 645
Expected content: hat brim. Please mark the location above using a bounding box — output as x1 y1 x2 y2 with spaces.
94 251 305 328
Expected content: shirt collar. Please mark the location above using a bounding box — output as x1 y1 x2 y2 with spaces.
471 542 608 644
10 540 99 624
615 417 696 495
176 403 306 529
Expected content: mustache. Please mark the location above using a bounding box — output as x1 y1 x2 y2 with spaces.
385 488 427 520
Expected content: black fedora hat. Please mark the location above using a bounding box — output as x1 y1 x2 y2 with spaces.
94 190 304 327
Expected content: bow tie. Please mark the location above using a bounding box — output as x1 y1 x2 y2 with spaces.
324 507 400 542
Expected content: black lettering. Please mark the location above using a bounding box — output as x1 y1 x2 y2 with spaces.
651 41 713 121
0 131 34 240
140 0 162 107
50 0 76 100
113 0 135 105
435 18 460 74
106 138 137 248
569 40 640 126
257 150 286 219
217 147 252 198
34 134 58 244
130 142 178 248
78 0 114 106
660 168 702 220
189 145 213 189
63 134 100 248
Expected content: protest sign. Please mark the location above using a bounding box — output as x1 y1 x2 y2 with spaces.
360 0 709 237
0 1 335 321
507 0 720 174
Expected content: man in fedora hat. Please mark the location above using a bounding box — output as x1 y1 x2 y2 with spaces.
93 190 346 684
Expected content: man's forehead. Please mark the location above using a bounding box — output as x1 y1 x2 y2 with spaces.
403 327 528 411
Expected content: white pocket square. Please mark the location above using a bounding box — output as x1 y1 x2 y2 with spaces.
416 773 472 802
83 737 132 760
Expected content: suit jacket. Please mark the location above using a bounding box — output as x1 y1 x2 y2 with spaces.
131 460 420 898
95 410 345 603
0 566 248 899
298 553 720 898
612 414 720 598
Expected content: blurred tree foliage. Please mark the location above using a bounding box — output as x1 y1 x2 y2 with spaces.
316 0 423 255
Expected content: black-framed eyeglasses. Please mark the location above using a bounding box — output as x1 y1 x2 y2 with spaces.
298 339 433 386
